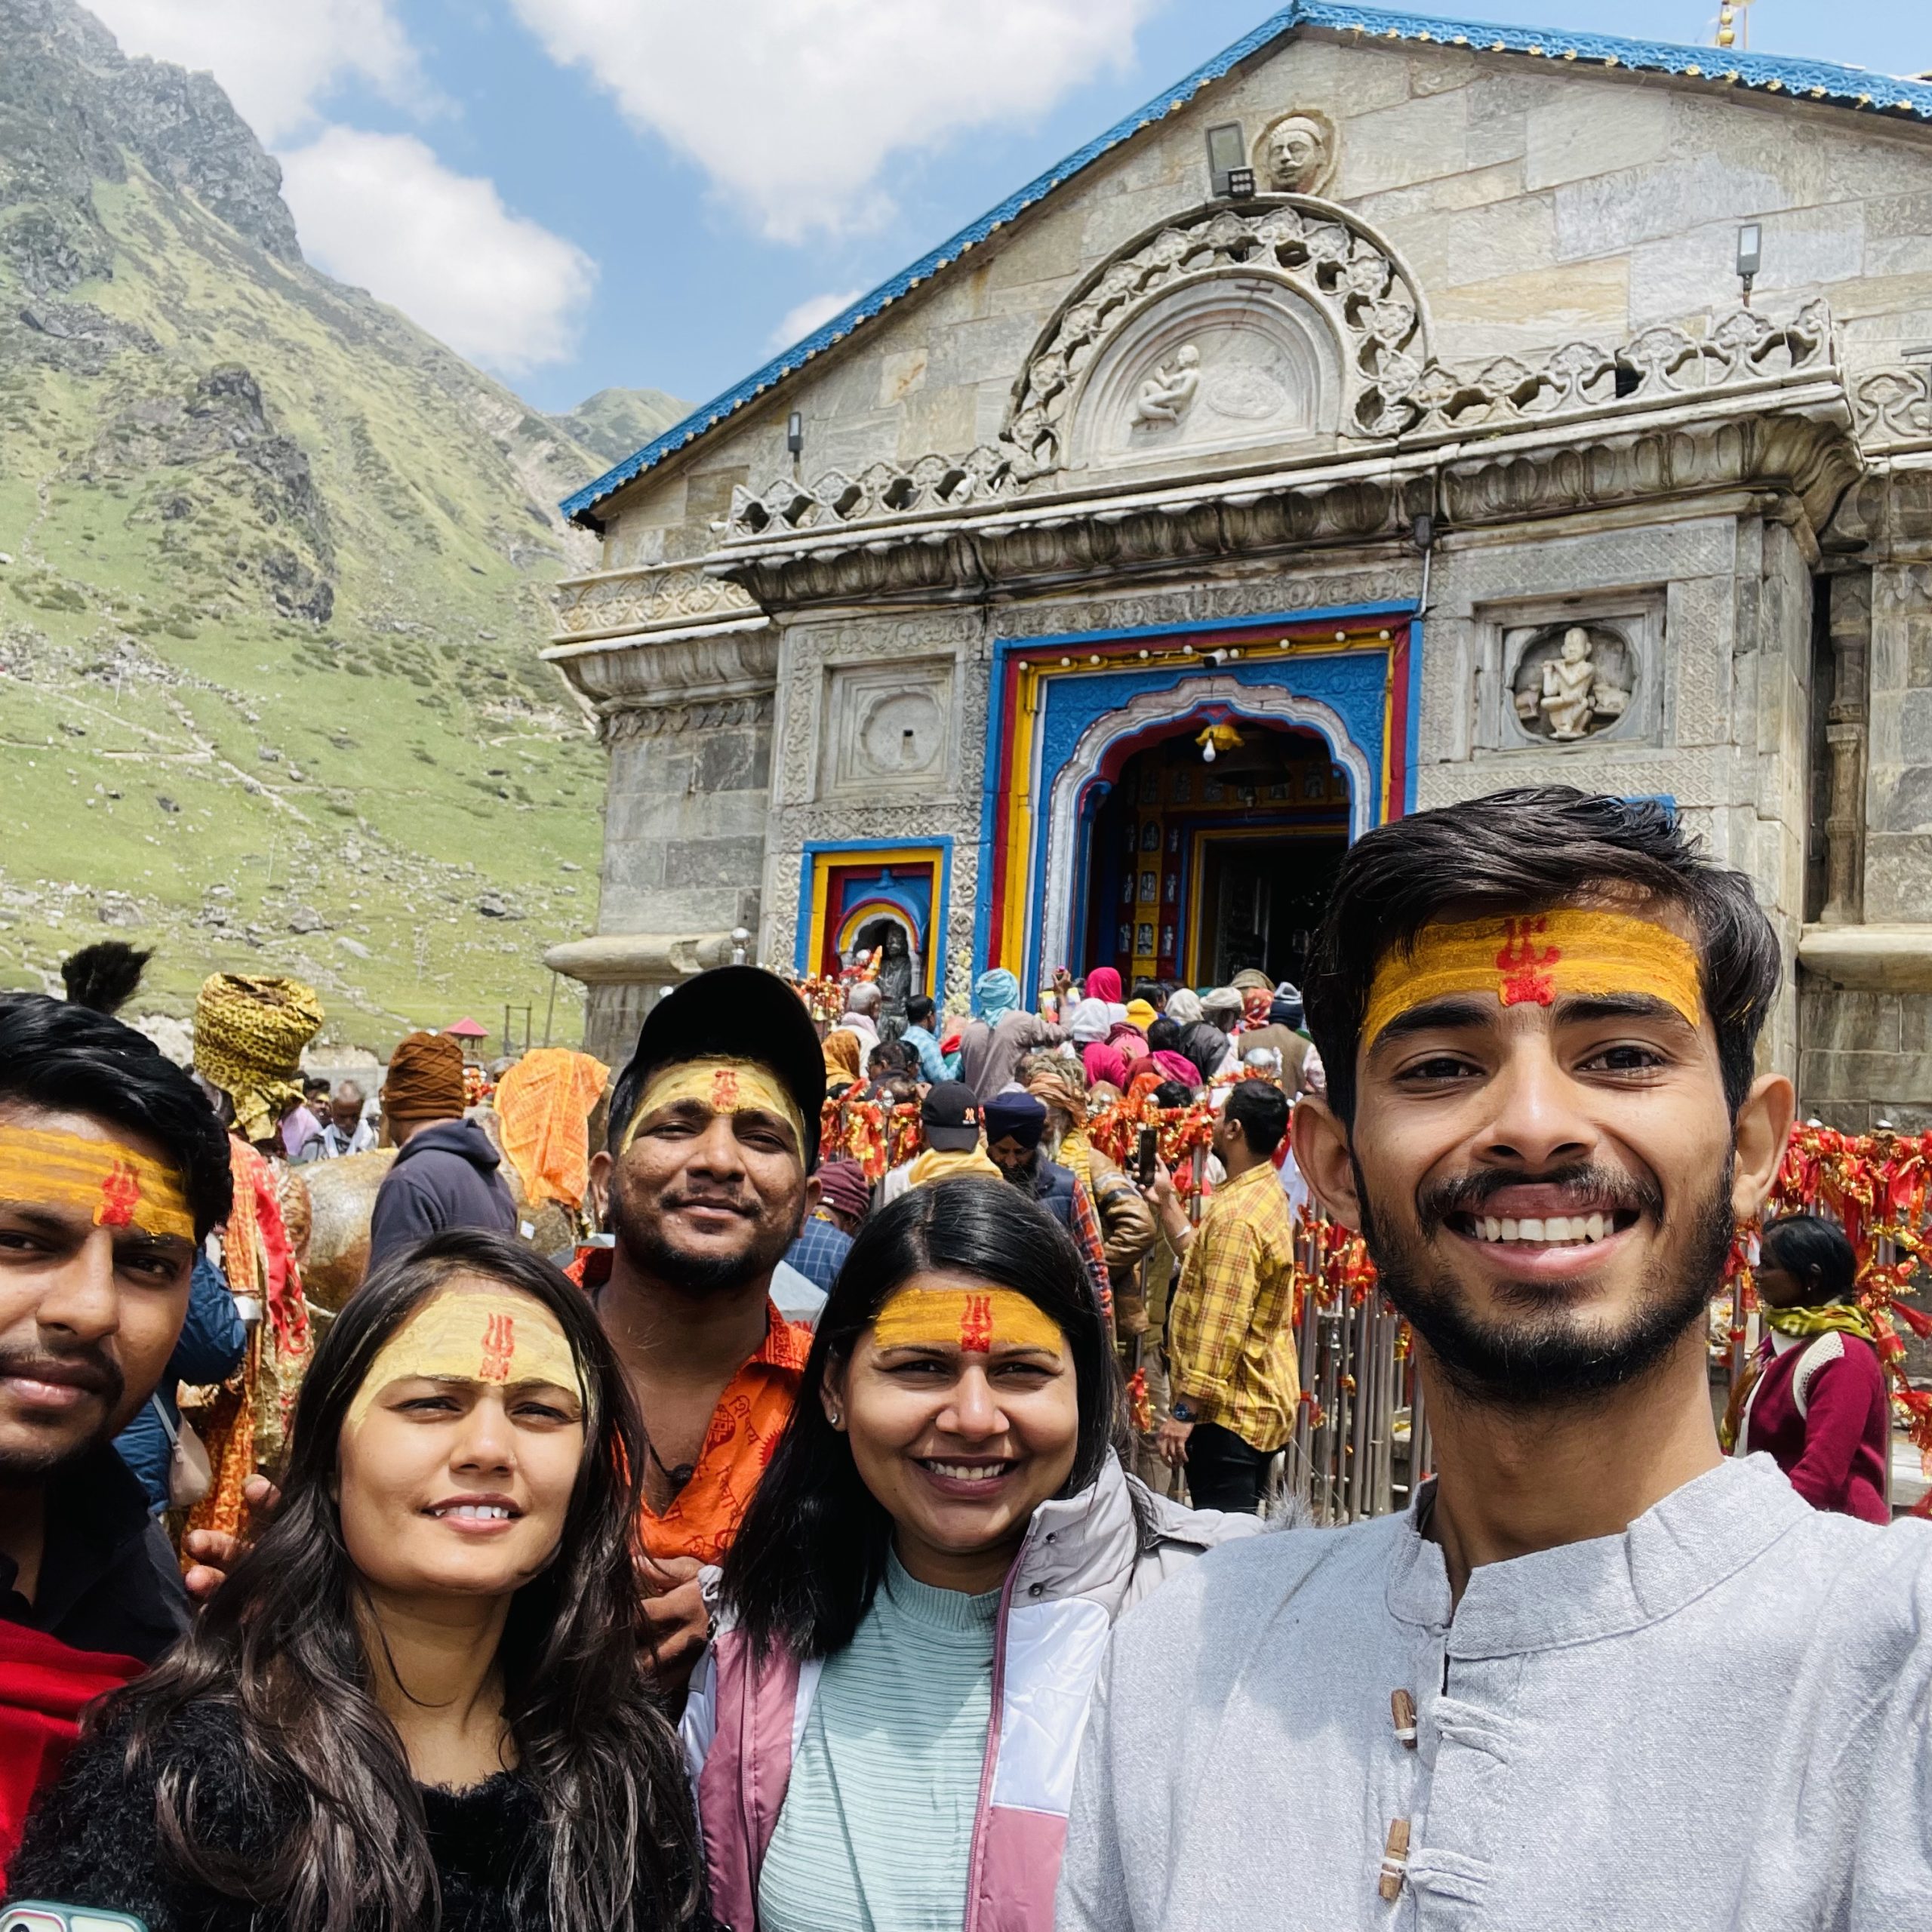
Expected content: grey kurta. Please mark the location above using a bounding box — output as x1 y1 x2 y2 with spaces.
1057 1455 1932 1930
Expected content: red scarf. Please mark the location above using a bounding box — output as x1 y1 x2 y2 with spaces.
0 1620 143 1875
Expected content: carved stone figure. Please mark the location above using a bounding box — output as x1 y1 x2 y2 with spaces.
1513 626 1631 740
1132 344 1201 427
1260 112 1333 193
875 922 914 1017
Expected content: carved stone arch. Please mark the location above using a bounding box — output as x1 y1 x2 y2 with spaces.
1003 198 1433 476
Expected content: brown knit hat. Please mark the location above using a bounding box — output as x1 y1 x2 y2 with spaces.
382 1031 468 1121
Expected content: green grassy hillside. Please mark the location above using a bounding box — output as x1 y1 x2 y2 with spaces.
0 0 675 1051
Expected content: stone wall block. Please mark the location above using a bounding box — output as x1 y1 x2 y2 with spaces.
1801 987 1903 1055
1555 154 1789 263
1331 88 1469 200
1525 88 1671 192
1864 832 1932 922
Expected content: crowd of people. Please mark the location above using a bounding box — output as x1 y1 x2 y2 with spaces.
1 784 1927 1930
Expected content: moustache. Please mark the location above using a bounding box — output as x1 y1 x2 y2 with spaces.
0 1343 123 1407
1414 1162 1666 1234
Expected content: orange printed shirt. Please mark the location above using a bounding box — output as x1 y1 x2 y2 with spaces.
567 1249 813 1564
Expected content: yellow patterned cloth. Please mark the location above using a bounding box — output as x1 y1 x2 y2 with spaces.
193 974 325 1143
1166 1162 1300 1453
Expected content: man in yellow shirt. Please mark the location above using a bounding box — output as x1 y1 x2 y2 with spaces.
1146 1080 1298 1512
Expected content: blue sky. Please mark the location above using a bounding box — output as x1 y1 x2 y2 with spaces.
85 2 1932 418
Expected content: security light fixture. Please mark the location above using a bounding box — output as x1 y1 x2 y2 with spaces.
1206 123 1245 198
1737 223 1761 306
1226 167 1257 200
786 411 804 457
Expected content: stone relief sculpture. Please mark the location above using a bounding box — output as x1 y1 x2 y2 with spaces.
1257 111 1334 194
1132 344 1201 427
1512 627 1632 740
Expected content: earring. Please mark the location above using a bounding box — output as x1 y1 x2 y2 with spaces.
829 1407 842 1426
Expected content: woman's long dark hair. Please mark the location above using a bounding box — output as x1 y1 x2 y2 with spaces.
105 1229 700 1932
722 1176 1118 1662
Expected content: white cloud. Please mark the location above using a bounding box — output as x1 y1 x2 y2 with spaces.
85 0 422 144
506 0 1163 240
278 130 598 375
768 287 864 349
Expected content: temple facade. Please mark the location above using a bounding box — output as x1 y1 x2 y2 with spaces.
543 3 1932 1130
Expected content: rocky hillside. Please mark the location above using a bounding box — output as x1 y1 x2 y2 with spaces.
0 0 678 1050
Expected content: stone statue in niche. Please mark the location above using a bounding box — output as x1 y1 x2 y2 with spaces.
1257 112 1334 194
1512 626 1632 740
876 925 915 1018
1132 344 1201 427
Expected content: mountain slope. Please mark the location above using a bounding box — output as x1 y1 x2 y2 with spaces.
552 386 687 465
0 0 628 1048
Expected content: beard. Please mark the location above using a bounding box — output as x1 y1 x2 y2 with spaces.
610 1178 801 1299
1358 1155 1737 1411
0 1342 124 1484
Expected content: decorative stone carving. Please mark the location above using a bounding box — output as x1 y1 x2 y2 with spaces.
552 560 758 643
1132 345 1201 426
820 658 955 798
1254 110 1335 195
1004 198 1427 471
1508 626 1637 745
722 303 1842 561
1367 300 1837 441
603 694 772 744
1851 365 1932 451
1072 276 1341 469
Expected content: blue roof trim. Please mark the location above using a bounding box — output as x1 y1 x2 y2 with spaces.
561 2 1932 526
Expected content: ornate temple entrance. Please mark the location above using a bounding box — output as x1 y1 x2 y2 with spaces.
1082 720 1349 987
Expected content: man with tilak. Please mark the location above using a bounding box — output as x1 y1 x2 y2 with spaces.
1060 786 1932 1930
574 967 827 1679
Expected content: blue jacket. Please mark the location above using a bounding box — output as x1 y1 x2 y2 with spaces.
115 1253 247 1512
900 1022 956 1085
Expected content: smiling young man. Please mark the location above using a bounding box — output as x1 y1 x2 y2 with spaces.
0 992 231 1866
582 968 826 1573
1059 788 1932 1930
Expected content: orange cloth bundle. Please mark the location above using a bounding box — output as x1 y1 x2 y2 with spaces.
494 1048 611 1211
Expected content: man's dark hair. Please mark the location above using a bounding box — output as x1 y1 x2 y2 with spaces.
1304 789 1781 1126
60 940 152 1016
1129 979 1164 1008
905 993 935 1028
1223 1078 1290 1161
1147 1015 1181 1053
0 995 230 1240
1151 1079 1195 1109
868 1039 916 1077
1760 1214 1858 1305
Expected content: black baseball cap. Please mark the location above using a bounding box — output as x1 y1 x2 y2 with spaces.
610 967 826 1171
921 1081 983 1152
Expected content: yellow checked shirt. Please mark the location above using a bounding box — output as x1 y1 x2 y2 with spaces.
1167 1161 1300 1453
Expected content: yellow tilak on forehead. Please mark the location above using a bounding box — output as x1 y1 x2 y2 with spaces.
1362 909 1704 1050
0 1123 194 1243
346 1287 587 1432
872 1287 1067 1358
622 1057 805 1155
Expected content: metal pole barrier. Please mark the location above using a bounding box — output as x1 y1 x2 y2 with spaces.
1348 1297 1374 1521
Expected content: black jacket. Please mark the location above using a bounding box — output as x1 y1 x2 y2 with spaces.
8 1700 690 1932
0 1442 188 1664
367 1119 518 1270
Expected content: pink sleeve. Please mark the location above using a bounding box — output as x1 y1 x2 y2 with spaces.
1787 1342 1886 1513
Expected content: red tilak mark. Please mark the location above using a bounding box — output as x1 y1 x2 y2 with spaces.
1495 918 1560 1008
96 1161 140 1229
479 1313 515 1383
709 1067 742 1112
959 1293 995 1355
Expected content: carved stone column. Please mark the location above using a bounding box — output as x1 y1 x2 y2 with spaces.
541 563 777 1060
1819 568 1869 927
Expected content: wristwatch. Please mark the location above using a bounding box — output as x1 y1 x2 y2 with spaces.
1170 1397 1199 1424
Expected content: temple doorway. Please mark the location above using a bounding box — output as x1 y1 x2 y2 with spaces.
1081 718 1349 988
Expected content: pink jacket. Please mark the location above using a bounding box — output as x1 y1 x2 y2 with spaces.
681 1455 1254 1932
1738 1327 1890 1524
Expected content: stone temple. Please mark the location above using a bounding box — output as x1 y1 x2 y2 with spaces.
543 2 1932 1129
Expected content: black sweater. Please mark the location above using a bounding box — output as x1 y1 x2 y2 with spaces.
8 1700 689 1932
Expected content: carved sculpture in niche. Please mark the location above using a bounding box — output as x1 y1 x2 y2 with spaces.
1133 345 1201 427
1069 275 1340 469
860 689 944 774
1254 110 1335 195
1511 626 1633 742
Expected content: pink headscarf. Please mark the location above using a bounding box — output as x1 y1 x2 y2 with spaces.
1081 1038 1132 1090
1085 967 1124 1006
